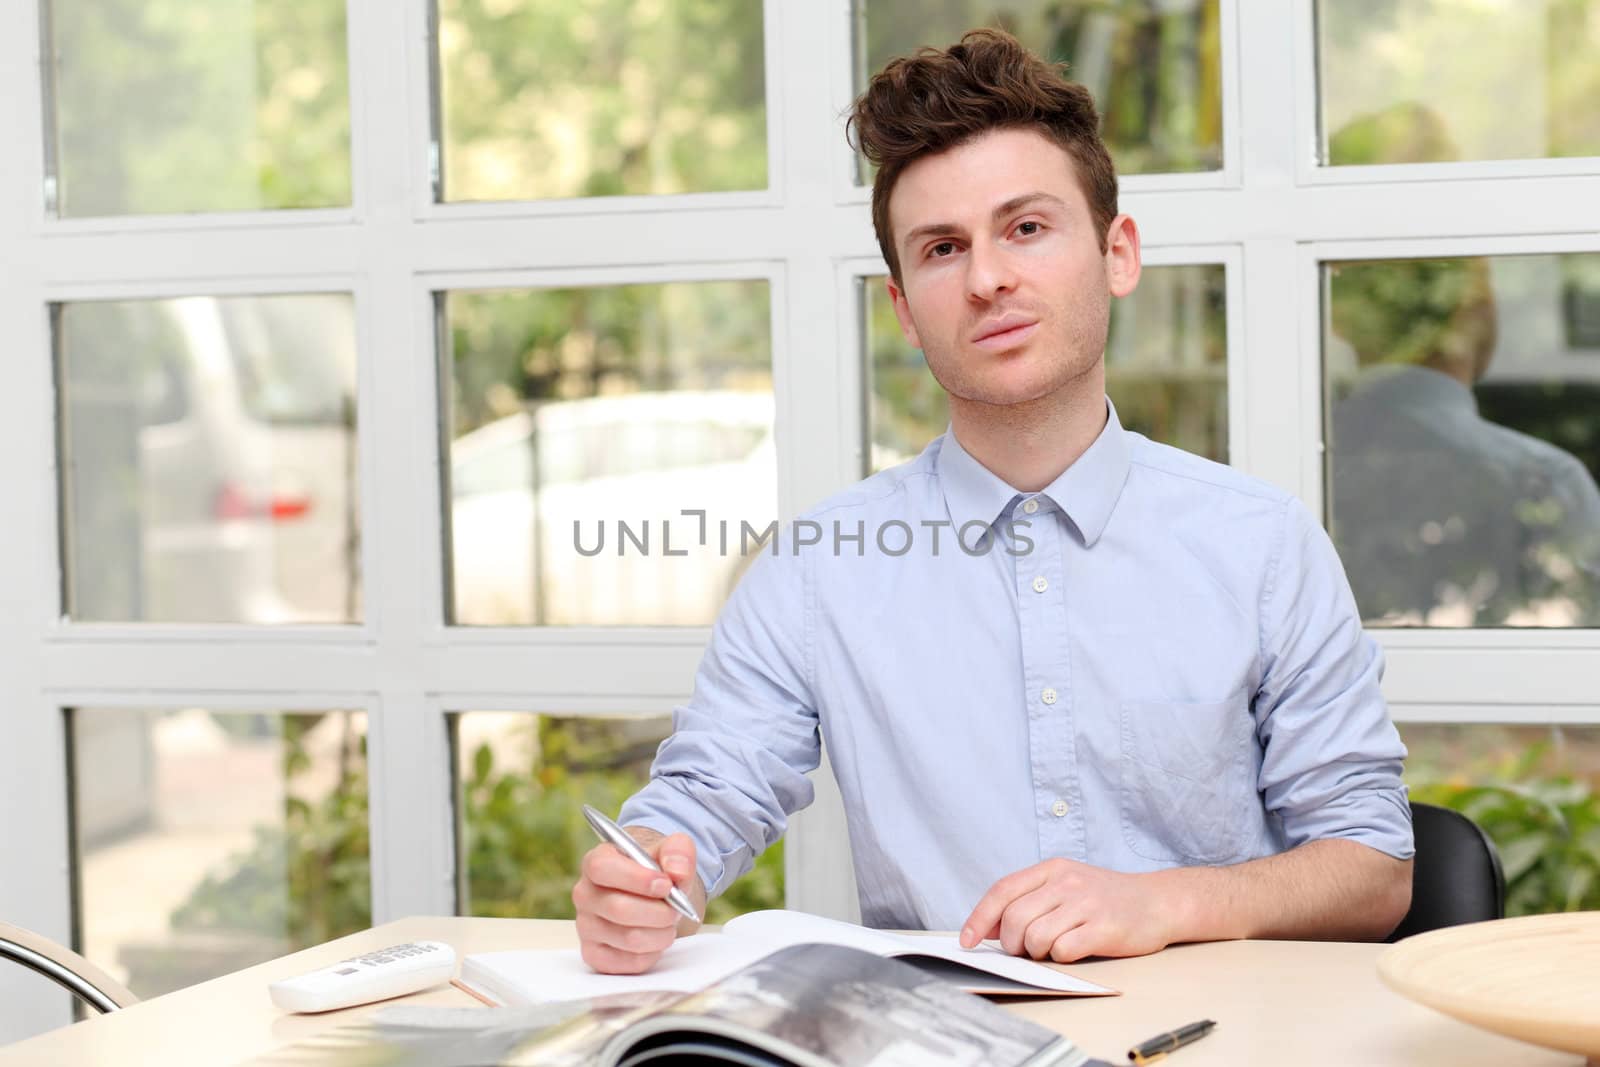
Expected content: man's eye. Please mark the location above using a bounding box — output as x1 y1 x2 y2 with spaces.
1016 220 1041 236
930 241 956 258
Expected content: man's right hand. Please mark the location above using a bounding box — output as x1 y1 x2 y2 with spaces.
572 827 704 974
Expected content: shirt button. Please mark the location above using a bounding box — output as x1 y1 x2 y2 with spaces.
1032 576 1048 593
1051 799 1069 817
1041 687 1057 705
1022 498 1039 514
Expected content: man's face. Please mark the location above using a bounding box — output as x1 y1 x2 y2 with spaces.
885 128 1139 409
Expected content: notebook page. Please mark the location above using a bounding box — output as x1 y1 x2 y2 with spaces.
720 909 906 954
461 930 777 1005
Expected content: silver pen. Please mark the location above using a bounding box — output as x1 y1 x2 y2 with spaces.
581 804 701 924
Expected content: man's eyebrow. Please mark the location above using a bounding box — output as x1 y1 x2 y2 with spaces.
899 192 1070 254
991 191 1068 219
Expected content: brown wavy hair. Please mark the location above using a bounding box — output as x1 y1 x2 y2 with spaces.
848 28 1118 283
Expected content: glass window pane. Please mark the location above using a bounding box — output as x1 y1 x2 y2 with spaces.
864 263 1228 473
452 712 783 923
1319 0 1600 166
44 0 352 216
71 708 370 999
1400 723 1600 915
435 0 767 202
443 281 774 626
1323 254 1600 628
56 294 361 624
854 1 1223 179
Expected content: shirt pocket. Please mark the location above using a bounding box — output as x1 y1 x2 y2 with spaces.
1119 696 1257 865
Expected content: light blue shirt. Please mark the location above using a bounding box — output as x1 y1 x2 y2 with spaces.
620 401 1413 931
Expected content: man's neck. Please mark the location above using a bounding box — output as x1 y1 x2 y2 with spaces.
947 370 1108 493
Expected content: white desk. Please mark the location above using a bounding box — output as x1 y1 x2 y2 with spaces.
0 918 1581 1066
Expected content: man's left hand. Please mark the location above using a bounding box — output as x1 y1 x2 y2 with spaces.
959 857 1181 962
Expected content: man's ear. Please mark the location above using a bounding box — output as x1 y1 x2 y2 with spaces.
1105 214 1142 298
885 275 922 349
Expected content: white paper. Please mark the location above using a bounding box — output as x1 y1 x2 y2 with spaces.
463 930 776 1005
461 910 1113 1006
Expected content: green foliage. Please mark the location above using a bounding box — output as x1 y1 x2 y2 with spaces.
50 0 350 215
448 281 772 438
437 0 767 201
458 724 785 923
1408 742 1600 916
169 716 785 952
858 0 1225 177
170 716 371 948
1321 0 1600 165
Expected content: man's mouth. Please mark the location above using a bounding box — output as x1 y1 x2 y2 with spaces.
971 319 1039 350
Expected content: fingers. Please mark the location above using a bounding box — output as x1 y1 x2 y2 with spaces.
1020 907 1084 961
657 833 697 888
575 909 679 972
960 865 1049 949
574 839 687 975
1046 922 1100 963
572 874 679 929
999 883 1072 958
581 842 674 898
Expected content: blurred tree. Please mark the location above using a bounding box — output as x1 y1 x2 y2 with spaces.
1321 0 1600 165
437 0 767 201
857 0 1223 177
166 712 785 974
456 717 785 924
1409 738 1600 916
446 281 772 438
50 0 350 215
168 715 371 954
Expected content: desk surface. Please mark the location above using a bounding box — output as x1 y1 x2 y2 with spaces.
0 918 1582 1067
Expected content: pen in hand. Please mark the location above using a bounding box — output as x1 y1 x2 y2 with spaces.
1128 1019 1215 1064
581 804 701 924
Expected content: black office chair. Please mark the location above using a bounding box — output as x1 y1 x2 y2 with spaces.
0 921 138 1015
1386 801 1506 942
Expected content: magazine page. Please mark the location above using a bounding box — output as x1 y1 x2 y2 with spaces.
238 993 681 1067
603 943 1091 1067
724 910 1116 996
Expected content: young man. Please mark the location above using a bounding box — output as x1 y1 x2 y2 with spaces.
572 29 1413 975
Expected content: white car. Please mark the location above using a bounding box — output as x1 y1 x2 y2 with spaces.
63 294 358 623
448 391 779 626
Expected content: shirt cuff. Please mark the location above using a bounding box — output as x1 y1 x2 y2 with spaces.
618 779 751 900
1283 784 1416 860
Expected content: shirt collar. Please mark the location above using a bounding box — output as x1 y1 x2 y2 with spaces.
935 398 1133 547
936 427 1021 531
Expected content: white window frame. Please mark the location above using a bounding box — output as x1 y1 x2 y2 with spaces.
3 0 1599 1043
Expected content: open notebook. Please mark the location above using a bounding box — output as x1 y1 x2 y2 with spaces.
456 909 1118 1007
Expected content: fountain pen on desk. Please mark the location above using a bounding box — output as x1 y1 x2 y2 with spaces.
1128 1019 1216 1064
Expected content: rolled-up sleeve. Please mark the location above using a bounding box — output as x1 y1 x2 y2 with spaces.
617 542 820 897
1254 498 1414 860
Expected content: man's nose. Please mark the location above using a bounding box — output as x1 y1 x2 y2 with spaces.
965 241 1017 302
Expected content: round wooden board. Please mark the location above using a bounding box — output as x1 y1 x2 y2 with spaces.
1377 912 1600 1059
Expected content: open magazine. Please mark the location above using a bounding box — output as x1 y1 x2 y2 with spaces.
458 909 1116 1005
248 943 1104 1067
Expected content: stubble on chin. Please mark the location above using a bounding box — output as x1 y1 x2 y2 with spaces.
927 327 1102 413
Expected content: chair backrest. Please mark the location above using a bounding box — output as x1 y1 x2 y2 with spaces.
1386 801 1506 943
0 922 139 1014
